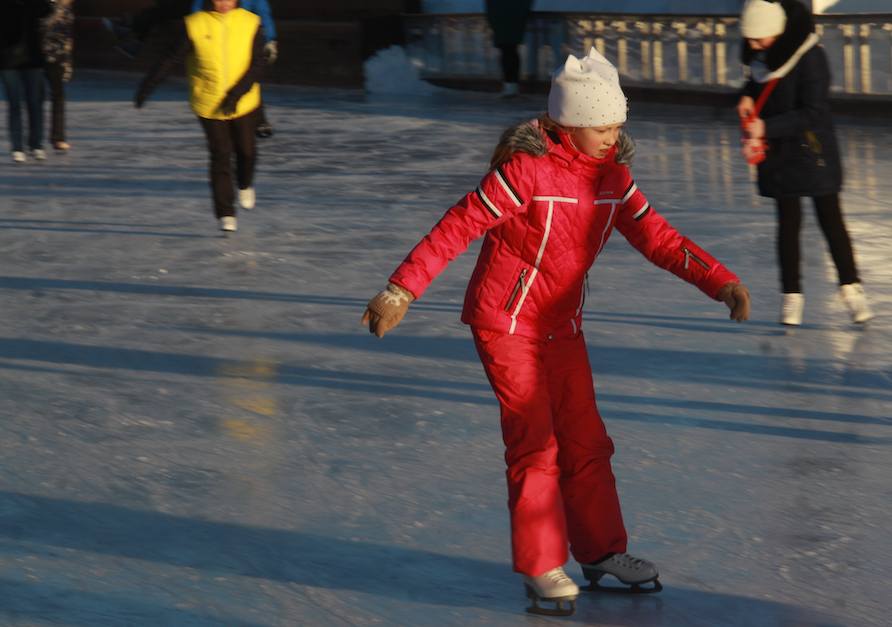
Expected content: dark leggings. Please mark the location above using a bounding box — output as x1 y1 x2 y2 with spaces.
44 61 66 144
497 44 520 84
199 108 258 219
776 194 859 294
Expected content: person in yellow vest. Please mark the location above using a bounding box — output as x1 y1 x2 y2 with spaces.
135 0 263 234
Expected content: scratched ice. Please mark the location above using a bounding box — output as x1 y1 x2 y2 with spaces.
0 68 890 627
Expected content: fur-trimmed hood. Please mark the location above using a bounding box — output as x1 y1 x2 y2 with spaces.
496 121 636 169
741 0 815 71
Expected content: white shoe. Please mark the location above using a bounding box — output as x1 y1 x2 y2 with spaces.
581 552 661 590
238 187 255 210
523 567 578 616
32 149 47 161
839 283 874 324
219 216 237 232
12 151 26 163
780 293 804 326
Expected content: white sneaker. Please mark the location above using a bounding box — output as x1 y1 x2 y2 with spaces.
781 293 804 326
12 151 25 163
32 149 47 161
581 552 660 589
523 567 578 616
238 187 255 210
219 216 237 232
839 283 874 324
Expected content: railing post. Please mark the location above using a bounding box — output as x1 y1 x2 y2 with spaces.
716 22 727 86
840 23 856 93
860 23 872 94
673 22 689 84
653 22 664 83
637 21 652 81
616 21 629 76
700 21 714 85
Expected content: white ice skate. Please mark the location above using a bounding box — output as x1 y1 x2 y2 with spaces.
839 283 874 324
12 151 25 163
580 552 662 593
780 293 804 326
238 187 256 210
219 216 237 234
522 566 578 617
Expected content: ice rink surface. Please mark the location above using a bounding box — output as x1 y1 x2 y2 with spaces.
1 71 891 626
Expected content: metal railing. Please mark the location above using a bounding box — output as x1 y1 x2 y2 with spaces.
404 12 892 96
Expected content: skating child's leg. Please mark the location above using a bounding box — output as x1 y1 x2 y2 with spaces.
231 108 258 192
199 117 236 219
812 194 859 285
544 331 627 564
776 197 803 294
472 328 569 577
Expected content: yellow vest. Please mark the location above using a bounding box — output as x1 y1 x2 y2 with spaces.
184 8 261 120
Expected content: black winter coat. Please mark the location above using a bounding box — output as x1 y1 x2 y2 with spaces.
0 0 53 70
741 0 841 199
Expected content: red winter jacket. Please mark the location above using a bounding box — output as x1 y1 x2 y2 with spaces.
390 123 739 341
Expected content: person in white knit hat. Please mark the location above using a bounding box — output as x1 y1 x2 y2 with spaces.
361 48 751 616
736 0 873 326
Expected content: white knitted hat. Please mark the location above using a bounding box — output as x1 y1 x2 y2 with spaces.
740 0 787 39
548 47 627 128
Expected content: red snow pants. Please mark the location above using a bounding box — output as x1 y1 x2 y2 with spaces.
472 328 627 576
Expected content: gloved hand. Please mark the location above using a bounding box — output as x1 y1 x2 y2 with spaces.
220 92 240 117
717 282 751 323
62 61 72 82
134 90 149 108
263 40 278 64
361 282 415 338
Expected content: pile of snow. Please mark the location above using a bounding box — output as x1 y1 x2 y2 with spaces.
364 46 443 95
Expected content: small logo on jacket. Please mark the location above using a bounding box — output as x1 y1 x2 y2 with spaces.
599 191 614 195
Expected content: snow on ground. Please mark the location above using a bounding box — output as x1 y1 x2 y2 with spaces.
0 70 891 626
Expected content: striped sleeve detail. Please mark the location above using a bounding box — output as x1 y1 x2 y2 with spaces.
622 180 651 221
475 186 502 218
632 203 651 221
494 166 524 207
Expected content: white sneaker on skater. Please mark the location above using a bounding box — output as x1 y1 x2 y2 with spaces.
219 216 237 232
780 292 804 326
238 187 255 210
839 283 874 324
523 567 578 616
12 151 25 163
32 149 46 161
581 552 661 591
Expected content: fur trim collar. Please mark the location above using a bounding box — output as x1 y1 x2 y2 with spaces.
498 121 636 168
741 0 815 71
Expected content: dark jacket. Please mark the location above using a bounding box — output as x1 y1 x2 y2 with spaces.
485 0 533 47
0 0 53 70
741 0 841 199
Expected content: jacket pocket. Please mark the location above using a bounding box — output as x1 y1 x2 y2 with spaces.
682 247 710 271
504 268 528 311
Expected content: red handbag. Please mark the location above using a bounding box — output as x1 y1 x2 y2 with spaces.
741 78 779 165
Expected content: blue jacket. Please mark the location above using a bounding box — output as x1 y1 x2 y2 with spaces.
191 0 275 41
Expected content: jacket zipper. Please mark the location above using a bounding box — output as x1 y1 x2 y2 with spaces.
505 268 527 311
682 247 710 270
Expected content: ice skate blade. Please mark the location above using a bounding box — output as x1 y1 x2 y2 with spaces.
524 584 577 616
525 598 577 617
581 577 662 594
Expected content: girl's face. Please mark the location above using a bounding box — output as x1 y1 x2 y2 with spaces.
747 36 778 51
212 0 237 13
570 122 624 158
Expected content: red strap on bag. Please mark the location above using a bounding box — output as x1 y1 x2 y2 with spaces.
741 78 779 165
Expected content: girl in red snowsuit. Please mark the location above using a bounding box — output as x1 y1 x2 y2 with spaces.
363 48 750 614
